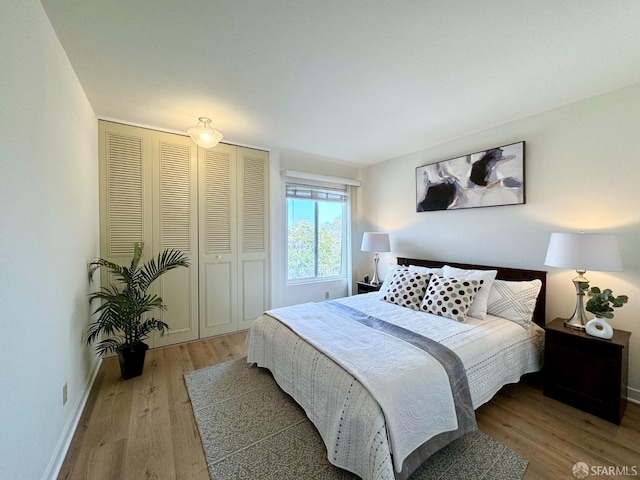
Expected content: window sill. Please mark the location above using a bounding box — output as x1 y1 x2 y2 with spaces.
286 277 347 287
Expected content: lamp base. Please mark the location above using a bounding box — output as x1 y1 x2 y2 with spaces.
370 254 381 285
564 273 591 330
564 316 588 331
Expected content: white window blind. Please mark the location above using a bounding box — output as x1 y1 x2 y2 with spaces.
285 184 348 203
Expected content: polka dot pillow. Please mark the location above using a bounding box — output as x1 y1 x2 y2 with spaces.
379 268 431 310
420 274 484 322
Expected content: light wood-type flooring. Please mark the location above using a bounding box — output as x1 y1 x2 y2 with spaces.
58 332 640 480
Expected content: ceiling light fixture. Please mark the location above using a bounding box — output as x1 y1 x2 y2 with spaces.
187 117 223 149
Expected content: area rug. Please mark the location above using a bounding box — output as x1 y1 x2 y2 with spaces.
185 358 528 480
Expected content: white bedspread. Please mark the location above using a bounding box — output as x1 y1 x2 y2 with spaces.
247 293 544 479
264 301 458 473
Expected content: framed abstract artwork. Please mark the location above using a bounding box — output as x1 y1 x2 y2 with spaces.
416 141 525 212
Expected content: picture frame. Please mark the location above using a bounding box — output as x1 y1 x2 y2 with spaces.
416 141 525 212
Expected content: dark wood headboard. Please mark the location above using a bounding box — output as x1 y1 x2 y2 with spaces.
397 257 547 327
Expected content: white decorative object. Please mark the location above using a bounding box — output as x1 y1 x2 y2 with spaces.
585 317 614 339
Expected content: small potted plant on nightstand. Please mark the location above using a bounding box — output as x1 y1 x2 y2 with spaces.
583 286 628 339
86 243 189 379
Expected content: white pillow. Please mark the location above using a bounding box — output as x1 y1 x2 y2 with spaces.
442 265 497 320
408 265 443 276
380 266 404 290
487 279 542 329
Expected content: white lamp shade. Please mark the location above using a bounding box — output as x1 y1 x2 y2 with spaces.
187 117 223 149
544 232 622 272
361 232 390 252
187 125 223 149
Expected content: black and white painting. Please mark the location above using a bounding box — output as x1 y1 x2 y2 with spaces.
416 141 525 212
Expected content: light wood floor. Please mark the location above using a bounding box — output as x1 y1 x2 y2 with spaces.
58 332 640 480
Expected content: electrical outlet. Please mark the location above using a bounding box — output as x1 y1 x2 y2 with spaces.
62 383 68 406
325 291 330 299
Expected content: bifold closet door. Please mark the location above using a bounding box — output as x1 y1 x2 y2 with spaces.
151 131 199 347
98 121 153 328
198 143 239 337
236 147 269 331
198 145 270 337
99 121 198 348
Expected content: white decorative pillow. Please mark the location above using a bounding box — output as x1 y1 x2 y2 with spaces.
379 268 431 310
442 266 497 320
487 279 542 329
420 274 483 322
408 265 444 276
380 266 403 291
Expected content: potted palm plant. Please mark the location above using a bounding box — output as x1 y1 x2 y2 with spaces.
86 243 190 379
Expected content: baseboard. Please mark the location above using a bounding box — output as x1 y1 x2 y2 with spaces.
42 357 102 480
628 386 640 405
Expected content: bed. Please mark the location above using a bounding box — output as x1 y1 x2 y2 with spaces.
247 258 546 480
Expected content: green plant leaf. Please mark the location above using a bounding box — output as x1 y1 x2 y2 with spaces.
584 285 628 319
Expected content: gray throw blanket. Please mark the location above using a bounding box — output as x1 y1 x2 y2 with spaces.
321 301 477 479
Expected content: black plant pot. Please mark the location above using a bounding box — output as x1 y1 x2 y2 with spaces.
117 342 149 380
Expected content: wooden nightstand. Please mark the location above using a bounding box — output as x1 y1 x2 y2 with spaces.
356 281 382 294
543 317 631 424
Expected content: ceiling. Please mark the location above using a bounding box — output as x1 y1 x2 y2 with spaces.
41 0 640 166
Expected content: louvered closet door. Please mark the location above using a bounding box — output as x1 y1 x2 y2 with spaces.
237 147 270 331
99 122 153 263
151 132 199 347
98 121 153 345
198 143 239 337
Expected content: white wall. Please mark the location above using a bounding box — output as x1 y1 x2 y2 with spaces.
358 83 640 401
270 150 360 307
0 2 100 479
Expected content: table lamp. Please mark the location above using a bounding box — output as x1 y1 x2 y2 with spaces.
544 232 622 330
361 232 390 285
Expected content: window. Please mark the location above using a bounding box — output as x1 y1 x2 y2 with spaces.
286 183 349 282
